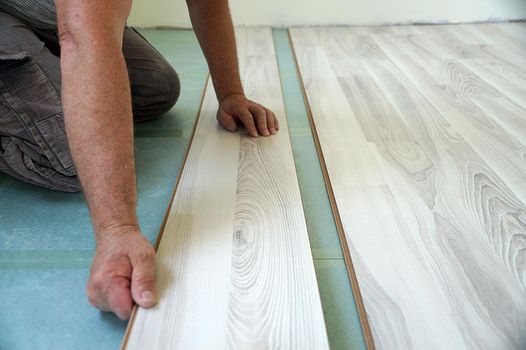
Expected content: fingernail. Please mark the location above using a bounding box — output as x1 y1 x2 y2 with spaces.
141 291 157 304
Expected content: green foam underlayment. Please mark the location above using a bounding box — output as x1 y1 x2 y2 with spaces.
273 29 367 350
0 28 366 350
0 29 207 350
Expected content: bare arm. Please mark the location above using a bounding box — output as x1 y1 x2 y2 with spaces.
56 0 156 320
186 0 279 136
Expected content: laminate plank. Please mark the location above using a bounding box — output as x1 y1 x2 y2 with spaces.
399 25 526 153
372 31 526 205
291 24 526 349
288 45 385 187
305 29 415 143
412 25 526 109
123 28 328 349
417 25 488 59
391 24 526 80
337 72 414 142
476 23 526 49
473 96 526 148
363 58 526 291
432 25 526 147
460 58 526 110
369 140 526 349
292 28 462 349
459 24 526 71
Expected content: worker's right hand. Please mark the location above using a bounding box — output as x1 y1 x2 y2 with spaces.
86 226 157 320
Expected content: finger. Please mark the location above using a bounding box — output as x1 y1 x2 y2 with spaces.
238 110 258 137
105 277 133 320
250 106 270 136
274 113 280 131
87 282 106 310
130 250 157 308
86 255 133 316
266 109 276 134
217 110 237 132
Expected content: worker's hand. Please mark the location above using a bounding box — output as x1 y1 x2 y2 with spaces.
217 93 279 137
87 226 157 320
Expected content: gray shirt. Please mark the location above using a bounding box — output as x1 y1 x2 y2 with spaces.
0 0 57 29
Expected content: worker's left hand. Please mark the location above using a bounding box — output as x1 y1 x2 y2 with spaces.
217 93 279 137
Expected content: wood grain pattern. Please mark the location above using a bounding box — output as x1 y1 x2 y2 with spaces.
291 23 526 349
372 27 526 205
122 28 328 349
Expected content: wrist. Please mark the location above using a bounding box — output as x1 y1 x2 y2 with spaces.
218 91 245 103
95 222 141 243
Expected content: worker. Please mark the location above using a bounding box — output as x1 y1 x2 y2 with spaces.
0 0 278 320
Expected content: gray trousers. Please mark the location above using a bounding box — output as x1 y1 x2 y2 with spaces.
0 12 181 192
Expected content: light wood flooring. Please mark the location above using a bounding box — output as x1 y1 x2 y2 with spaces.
122 23 526 349
291 22 526 349
122 28 329 349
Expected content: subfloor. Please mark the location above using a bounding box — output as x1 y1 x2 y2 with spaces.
0 29 365 350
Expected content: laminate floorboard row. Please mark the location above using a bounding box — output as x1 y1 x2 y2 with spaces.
122 28 329 349
290 23 526 349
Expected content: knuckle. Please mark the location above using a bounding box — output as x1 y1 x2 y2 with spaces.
110 276 130 288
234 105 247 114
135 249 155 264
241 113 252 122
116 307 131 320
90 271 107 289
90 263 129 289
87 295 99 308
86 287 99 306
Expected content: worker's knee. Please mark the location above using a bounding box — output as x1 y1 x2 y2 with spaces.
0 135 80 192
131 61 181 122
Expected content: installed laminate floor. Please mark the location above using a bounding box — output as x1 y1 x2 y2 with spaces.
290 23 526 349
122 28 328 349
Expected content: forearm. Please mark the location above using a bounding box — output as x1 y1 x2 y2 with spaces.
57 0 137 237
187 0 243 101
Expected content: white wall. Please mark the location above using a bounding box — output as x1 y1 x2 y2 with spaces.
128 0 526 28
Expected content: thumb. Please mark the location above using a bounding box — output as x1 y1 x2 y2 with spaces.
217 109 237 132
130 251 157 308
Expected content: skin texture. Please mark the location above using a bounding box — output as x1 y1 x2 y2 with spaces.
55 0 278 320
187 0 279 137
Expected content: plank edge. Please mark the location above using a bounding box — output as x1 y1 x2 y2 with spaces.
288 28 377 350
119 74 210 350
269 28 330 344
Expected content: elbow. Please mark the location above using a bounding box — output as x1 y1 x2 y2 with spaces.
57 7 128 57
58 27 79 57
59 24 124 64
59 21 121 49
57 8 89 55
